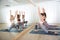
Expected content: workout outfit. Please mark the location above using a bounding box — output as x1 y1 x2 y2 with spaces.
9 20 16 31
35 13 57 34
16 14 24 29
35 22 57 34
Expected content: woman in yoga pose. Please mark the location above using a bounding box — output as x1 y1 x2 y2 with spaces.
22 11 28 26
16 11 24 30
22 12 25 23
9 10 17 31
34 6 58 35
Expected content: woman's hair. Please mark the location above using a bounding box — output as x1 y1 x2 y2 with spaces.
40 13 46 17
17 14 20 18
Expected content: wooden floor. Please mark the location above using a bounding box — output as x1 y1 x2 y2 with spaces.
0 23 19 40
0 23 60 40
0 23 32 40
18 32 60 40
13 23 60 40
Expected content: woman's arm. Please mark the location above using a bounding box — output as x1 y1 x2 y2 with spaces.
42 8 45 13
38 6 41 16
10 10 12 21
19 11 20 14
10 10 11 16
23 11 25 16
19 11 21 16
14 10 18 19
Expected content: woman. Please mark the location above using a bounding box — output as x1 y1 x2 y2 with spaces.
9 10 16 31
34 7 58 35
22 12 28 26
16 11 24 30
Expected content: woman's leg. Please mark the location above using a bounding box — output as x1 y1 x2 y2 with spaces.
40 24 58 35
40 24 48 33
43 21 57 29
16 24 20 29
9 24 15 31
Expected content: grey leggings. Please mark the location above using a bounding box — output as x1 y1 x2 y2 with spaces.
43 21 57 28
35 23 48 33
35 22 57 33
9 24 17 31
40 25 55 34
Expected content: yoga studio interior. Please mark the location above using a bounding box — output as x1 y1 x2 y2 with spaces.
0 0 60 40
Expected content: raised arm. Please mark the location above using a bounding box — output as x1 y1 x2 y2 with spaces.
23 11 25 17
42 8 45 13
19 11 21 15
22 11 25 19
38 6 41 16
10 10 11 16
14 10 18 19
23 11 25 15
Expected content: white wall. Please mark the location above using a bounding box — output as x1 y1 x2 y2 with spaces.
0 4 35 25
32 1 60 23
56 1 60 23
0 0 60 25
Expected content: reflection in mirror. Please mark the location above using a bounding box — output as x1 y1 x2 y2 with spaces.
0 5 33 40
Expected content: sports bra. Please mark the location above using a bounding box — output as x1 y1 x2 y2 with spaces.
17 19 20 21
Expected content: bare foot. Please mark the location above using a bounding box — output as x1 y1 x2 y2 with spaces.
34 30 38 32
54 32 58 35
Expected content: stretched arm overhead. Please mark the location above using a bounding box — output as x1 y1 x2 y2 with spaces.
14 11 17 19
10 10 11 16
38 6 40 13
14 10 18 19
10 10 11 21
22 11 25 19
19 11 21 16
42 8 45 13
23 11 25 15
38 6 41 16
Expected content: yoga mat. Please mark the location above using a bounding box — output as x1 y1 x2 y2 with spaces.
30 29 60 36
48 28 60 30
34 26 60 30
0 29 23 32
0 25 30 32
37 28 60 30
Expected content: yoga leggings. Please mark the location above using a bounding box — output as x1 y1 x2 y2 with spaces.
9 24 16 30
35 23 55 34
43 21 57 28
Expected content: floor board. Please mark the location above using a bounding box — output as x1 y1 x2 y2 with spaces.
16 23 60 40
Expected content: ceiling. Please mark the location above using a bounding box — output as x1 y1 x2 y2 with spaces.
0 0 60 7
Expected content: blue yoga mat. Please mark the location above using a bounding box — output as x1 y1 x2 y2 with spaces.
48 28 60 30
0 25 29 32
35 27 60 30
0 29 23 32
30 29 60 36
